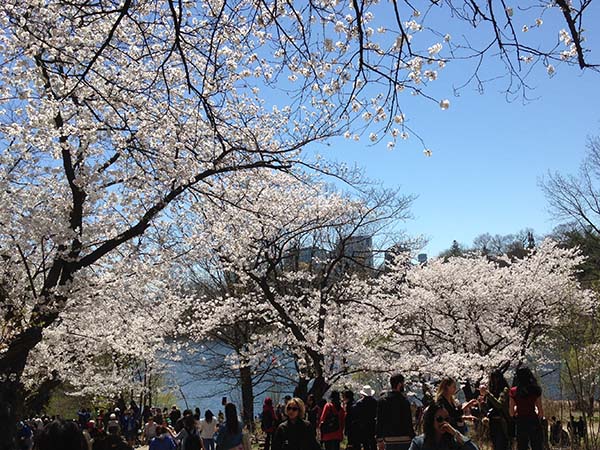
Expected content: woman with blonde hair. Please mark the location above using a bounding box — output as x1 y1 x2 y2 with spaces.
435 378 478 434
272 398 320 450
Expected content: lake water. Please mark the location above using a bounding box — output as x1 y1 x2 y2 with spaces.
163 342 295 416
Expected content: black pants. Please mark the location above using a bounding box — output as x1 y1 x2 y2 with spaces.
516 417 543 450
264 432 273 450
349 438 377 450
490 420 510 450
324 440 341 450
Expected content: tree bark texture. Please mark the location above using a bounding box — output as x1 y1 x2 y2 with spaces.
239 365 255 431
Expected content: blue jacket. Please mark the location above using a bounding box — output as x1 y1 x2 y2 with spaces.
216 422 243 448
149 434 177 450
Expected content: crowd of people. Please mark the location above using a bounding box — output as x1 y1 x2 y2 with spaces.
16 366 588 450
261 367 584 450
17 402 242 450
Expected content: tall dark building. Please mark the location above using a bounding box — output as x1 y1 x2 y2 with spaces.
340 235 373 270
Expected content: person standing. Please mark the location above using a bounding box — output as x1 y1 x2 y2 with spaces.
175 415 201 450
305 394 321 436
319 390 346 450
199 410 218 450
577 417 586 442
78 408 91 429
509 367 544 450
107 413 121 436
36 420 89 450
144 416 158 443
261 397 278 450
170 406 182 428
480 370 511 450
435 378 477 434
16 421 34 450
149 426 177 450
271 398 321 450
215 403 244 450
407 402 478 450
376 373 415 450
353 385 378 450
142 406 152 424
567 415 577 442
343 390 360 449
121 409 137 446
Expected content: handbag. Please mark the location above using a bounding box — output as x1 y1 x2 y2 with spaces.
320 408 339 434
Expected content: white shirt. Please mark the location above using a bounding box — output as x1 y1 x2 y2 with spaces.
198 418 217 439
144 421 158 439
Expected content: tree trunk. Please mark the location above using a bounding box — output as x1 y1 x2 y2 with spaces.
148 373 153 408
307 376 330 402
23 371 61 418
0 326 44 450
239 365 255 431
294 377 309 401
0 380 23 450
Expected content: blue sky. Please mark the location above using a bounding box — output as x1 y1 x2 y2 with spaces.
318 9 600 257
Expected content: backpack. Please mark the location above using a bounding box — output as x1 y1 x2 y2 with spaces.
319 406 339 434
261 411 274 431
182 428 201 450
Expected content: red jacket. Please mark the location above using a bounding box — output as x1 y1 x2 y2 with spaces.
319 402 345 442
261 404 278 433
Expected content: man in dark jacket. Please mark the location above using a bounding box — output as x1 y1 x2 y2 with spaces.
376 374 415 450
169 406 181 427
351 385 378 450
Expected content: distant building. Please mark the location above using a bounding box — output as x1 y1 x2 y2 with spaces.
340 235 373 270
283 246 329 271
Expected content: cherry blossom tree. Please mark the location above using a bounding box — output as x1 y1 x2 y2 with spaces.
175 264 296 431
178 171 415 401
21 255 186 409
366 240 595 382
0 0 597 447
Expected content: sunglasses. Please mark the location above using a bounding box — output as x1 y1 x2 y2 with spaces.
435 416 449 423
286 406 299 412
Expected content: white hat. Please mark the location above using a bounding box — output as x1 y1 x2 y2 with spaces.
360 385 375 397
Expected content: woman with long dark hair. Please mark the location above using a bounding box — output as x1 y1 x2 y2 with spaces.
216 403 243 450
37 420 88 450
305 394 321 436
509 367 544 450
199 409 217 450
480 370 511 450
408 402 478 450
342 390 360 449
319 390 346 450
